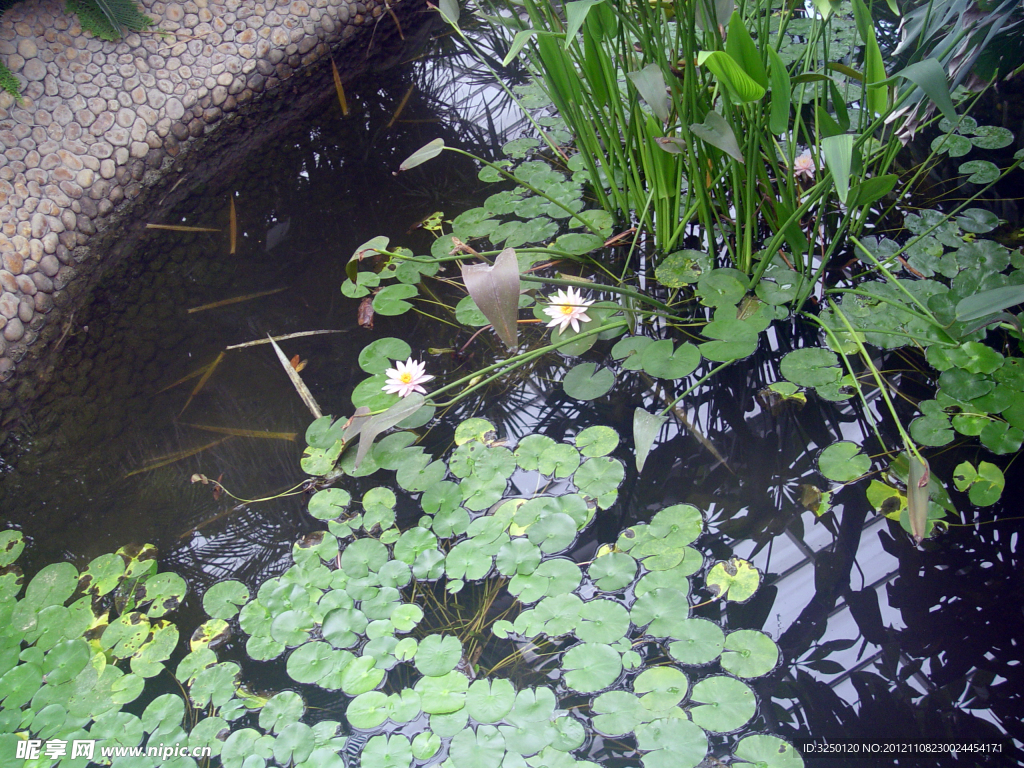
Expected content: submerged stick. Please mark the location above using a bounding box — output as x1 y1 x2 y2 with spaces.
180 423 297 441
331 59 349 115
268 334 322 419
126 437 232 477
225 329 345 350
146 223 220 233
229 197 237 254
179 352 224 417
156 362 214 394
187 288 287 314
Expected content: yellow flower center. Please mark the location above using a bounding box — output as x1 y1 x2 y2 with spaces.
400 372 414 384
560 304 575 315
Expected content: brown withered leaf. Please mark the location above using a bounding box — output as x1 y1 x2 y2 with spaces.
358 297 375 329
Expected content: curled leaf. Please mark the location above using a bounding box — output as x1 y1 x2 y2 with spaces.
461 248 521 349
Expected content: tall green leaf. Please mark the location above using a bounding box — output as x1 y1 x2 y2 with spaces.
766 47 791 135
822 134 854 203
907 454 929 544
564 0 604 48
697 51 766 103
725 12 768 89
852 0 888 115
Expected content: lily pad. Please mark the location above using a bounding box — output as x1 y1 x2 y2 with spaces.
706 558 760 602
818 441 870 482
563 363 615 400
720 630 780 677
562 642 622 693
688 675 756 732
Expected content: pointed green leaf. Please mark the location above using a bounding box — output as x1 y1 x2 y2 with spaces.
697 51 766 103
822 134 854 203
894 59 956 124
690 110 744 163
399 138 445 172
766 47 791 135
633 408 667 473
355 394 426 468
627 64 670 122
725 12 768 89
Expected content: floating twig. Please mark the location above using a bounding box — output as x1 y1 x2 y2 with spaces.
225 329 345 350
268 334 322 419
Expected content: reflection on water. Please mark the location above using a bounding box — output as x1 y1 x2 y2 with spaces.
0 35 1021 767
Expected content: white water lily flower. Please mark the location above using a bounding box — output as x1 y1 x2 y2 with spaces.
382 358 434 398
793 150 816 182
544 287 594 334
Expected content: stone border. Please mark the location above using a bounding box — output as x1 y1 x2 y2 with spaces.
0 0 429 417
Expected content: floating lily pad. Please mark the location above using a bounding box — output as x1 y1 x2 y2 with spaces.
588 552 637 591
562 643 622 693
688 675 756 732
563 363 616 400
635 718 708 768
720 630 780 677
706 558 760 602
667 618 726 665
818 441 870 482
734 735 804 768
641 340 701 379
203 581 250 620
466 678 516 723
347 691 390 729
635 666 689 710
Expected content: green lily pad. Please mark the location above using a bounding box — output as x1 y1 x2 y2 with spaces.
415 669 469 715
636 718 708 768
720 630 780 677
563 642 622 693
635 666 689 710
641 340 701 379
373 283 419 316
362 734 413 768
203 581 250 620
563 363 616 400
697 270 747 307
347 691 390 729
0 530 23 567
734 735 804 768
780 348 842 387
688 675 756 732
612 335 654 370
359 337 413 374
466 678 516 723
415 634 463 677
575 426 619 457
576 599 630 644
667 618 726 665
588 552 637 591
450 724 505 768
818 441 870 482
656 250 712 287
537 443 581 477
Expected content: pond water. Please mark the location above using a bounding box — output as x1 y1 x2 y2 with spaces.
1 27 1022 768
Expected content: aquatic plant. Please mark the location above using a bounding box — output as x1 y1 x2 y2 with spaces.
0 418 802 768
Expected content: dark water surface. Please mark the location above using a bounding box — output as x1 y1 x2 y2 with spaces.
0 42 1021 767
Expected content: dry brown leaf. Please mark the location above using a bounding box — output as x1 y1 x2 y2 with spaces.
358 297 375 329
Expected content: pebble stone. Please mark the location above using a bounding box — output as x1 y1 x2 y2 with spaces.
0 0 412 409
